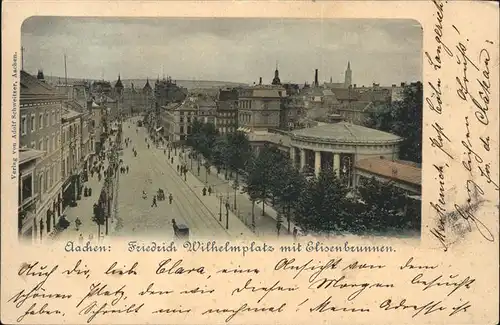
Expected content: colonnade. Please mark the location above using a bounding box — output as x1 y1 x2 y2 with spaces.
290 146 341 177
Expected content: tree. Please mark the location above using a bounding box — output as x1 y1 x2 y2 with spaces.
295 169 351 234
212 136 228 174
356 176 408 231
186 119 204 152
242 154 262 231
276 164 305 232
366 82 423 163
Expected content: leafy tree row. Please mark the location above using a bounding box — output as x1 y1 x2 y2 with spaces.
187 120 421 235
366 82 423 163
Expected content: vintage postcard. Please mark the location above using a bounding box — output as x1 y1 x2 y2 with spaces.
1 1 498 324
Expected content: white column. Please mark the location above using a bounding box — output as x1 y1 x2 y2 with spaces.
289 147 295 166
314 151 321 177
333 153 340 177
300 149 306 170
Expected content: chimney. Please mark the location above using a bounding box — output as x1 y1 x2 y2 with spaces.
401 82 406 87
353 84 357 88
259 77 262 85
314 69 319 87
392 84 396 87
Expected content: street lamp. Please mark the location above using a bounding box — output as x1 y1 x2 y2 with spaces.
225 200 229 230
219 195 222 222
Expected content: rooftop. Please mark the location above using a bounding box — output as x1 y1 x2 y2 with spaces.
20 70 66 99
355 157 422 186
62 108 82 120
291 121 402 144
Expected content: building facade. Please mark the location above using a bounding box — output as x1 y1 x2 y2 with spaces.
61 109 83 210
215 88 239 135
238 85 286 131
19 70 66 242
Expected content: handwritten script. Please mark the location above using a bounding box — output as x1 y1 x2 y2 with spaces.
5 254 479 324
425 0 498 251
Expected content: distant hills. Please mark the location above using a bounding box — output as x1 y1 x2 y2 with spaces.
42 75 248 90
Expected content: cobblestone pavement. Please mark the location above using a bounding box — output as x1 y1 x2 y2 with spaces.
112 118 254 240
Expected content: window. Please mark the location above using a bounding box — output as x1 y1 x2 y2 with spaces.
45 138 49 153
187 117 191 123
39 114 43 129
38 174 43 197
30 116 35 132
180 117 184 123
21 174 33 202
44 112 48 127
21 116 27 135
180 126 184 134
38 140 43 151
50 166 54 187
43 170 48 193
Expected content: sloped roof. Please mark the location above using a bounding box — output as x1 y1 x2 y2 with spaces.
291 121 402 144
336 101 374 112
329 87 361 101
20 70 64 99
355 157 421 186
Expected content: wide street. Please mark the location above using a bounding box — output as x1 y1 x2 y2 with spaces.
112 117 254 240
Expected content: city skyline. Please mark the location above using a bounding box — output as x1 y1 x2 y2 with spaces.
22 17 422 85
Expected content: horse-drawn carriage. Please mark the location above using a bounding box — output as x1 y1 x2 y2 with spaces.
157 188 165 201
172 219 189 239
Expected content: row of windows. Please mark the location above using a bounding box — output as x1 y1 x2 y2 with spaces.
240 100 252 109
28 132 61 154
38 163 59 198
218 112 236 117
239 113 252 123
20 110 60 135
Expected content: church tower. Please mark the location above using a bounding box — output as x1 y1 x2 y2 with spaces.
271 62 281 85
114 74 124 96
344 61 352 88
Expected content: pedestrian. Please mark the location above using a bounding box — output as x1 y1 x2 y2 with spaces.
169 193 173 204
171 157 174 164
142 190 147 200
147 144 150 149
151 195 157 207
79 233 84 244
293 227 298 240
202 187 207 196
126 166 129 173
208 186 212 196
197 165 201 175
98 173 102 182
164 149 166 155
75 217 82 231
176 165 179 172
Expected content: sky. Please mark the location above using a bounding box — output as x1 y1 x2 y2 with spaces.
21 17 422 85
